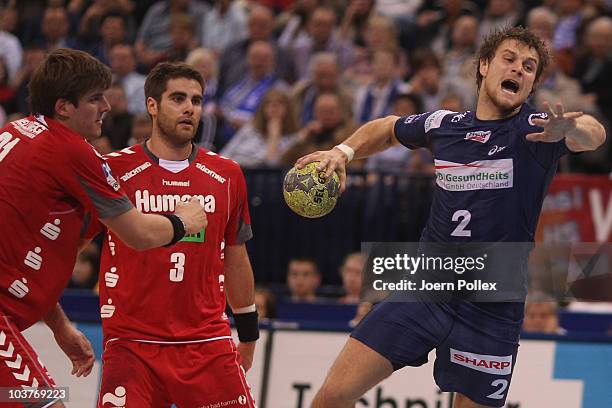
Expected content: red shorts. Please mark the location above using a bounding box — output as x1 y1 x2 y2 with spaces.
0 314 58 408
98 338 256 408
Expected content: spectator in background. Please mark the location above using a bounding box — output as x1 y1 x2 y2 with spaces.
478 0 521 41
217 5 294 96
286 258 321 302
0 7 22 82
218 41 286 146
523 293 566 334
440 92 465 112
344 14 407 88
277 0 321 50
0 58 16 114
0 4 18 36
406 49 469 112
163 13 198 62
102 83 133 150
9 46 46 115
365 92 432 173
127 112 152 146
221 89 300 167
186 48 218 149
76 0 136 56
88 12 129 66
353 48 406 124
109 43 147 114
39 6 78 51
553 0 584 52
200 0 247 54
339 0 376 45
291 6 354 80
443 15 479 104
338 252 364 304
292 52 353 124
254 287 276 320
281 92 360 166
135 0 208 68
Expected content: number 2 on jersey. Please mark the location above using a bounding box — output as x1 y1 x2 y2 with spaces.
451 210 472 237
169 252 185 282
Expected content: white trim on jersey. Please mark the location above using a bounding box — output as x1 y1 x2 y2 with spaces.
105 335 232 348
159 158 190 173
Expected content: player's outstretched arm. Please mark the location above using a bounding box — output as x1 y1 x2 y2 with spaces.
526 101 606 152
44 303 95 377
296 115 400 192
101 197 207 250
224 244 258 372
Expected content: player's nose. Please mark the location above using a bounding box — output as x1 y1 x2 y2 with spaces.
100 95 111 113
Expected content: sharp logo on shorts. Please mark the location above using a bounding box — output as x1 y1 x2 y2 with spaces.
434 159 513 191
425 110 455 133
162 179 190 187
102 163 121 191
134 190 216 213
528 112 548 126
465 130 492 143
196 163 226 184
102 385 126 407
450 348 512 375
120 162 151 182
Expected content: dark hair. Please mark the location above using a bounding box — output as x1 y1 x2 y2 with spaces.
288 257 320 274
392 93 424 113
28 48 112 117
476 26 550 90
252 88 300 135
144 62 204 103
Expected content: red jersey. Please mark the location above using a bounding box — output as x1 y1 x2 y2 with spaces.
0 116 132 330
98 143 252 343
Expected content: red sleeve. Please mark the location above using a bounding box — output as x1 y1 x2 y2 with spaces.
225 166 252 245
61 140 133 219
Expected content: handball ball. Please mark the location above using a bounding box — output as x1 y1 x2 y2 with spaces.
283 162 340 218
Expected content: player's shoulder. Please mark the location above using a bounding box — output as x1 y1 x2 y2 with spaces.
103 145 145 164
398 109 468 133
194 148 245 180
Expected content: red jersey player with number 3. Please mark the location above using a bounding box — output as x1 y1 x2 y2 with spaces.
96 63 258 408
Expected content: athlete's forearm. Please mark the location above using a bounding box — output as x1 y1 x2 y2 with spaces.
224 244 255 310
44 303 71 334
102 208 174 250
342 116 400 160
565 114 606 152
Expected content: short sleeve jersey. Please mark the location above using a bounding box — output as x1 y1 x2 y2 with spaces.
394 104 570 242
0 116 132 330
98 144 252 343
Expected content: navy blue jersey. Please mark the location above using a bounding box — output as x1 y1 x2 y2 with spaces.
394 104 570 242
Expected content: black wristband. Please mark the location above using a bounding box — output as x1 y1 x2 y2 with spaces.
233 311 259 342
160 214 186 246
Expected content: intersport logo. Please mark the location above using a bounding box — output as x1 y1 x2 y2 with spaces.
450 348 512 375
434 159 513 191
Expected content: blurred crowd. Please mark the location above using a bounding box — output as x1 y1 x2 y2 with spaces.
0 0 610 174
2 0 610 332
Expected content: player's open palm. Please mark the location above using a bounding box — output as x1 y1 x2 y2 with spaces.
54 325 95 377
296 148 348 193
526 101 583 143
175 197 207 234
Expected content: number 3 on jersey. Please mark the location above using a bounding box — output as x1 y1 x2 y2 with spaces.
169 252 185 282
451 210 472 237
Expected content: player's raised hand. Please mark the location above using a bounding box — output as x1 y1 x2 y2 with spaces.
295 147 348 193
174 197 207 234
526 101 584 143
53 324 95 377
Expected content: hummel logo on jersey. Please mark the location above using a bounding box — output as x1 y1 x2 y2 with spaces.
102 163 121 191
162 179 190 187
196 163 226 184
528 112 548 126
450 348 512 375
134 190 216 213
465 130 491 143
120 162 151 182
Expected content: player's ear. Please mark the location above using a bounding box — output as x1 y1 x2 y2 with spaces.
54 98 72 119
479 58 489 78
146 97 158 117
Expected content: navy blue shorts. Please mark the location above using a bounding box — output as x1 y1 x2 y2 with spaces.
351 299 524 407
